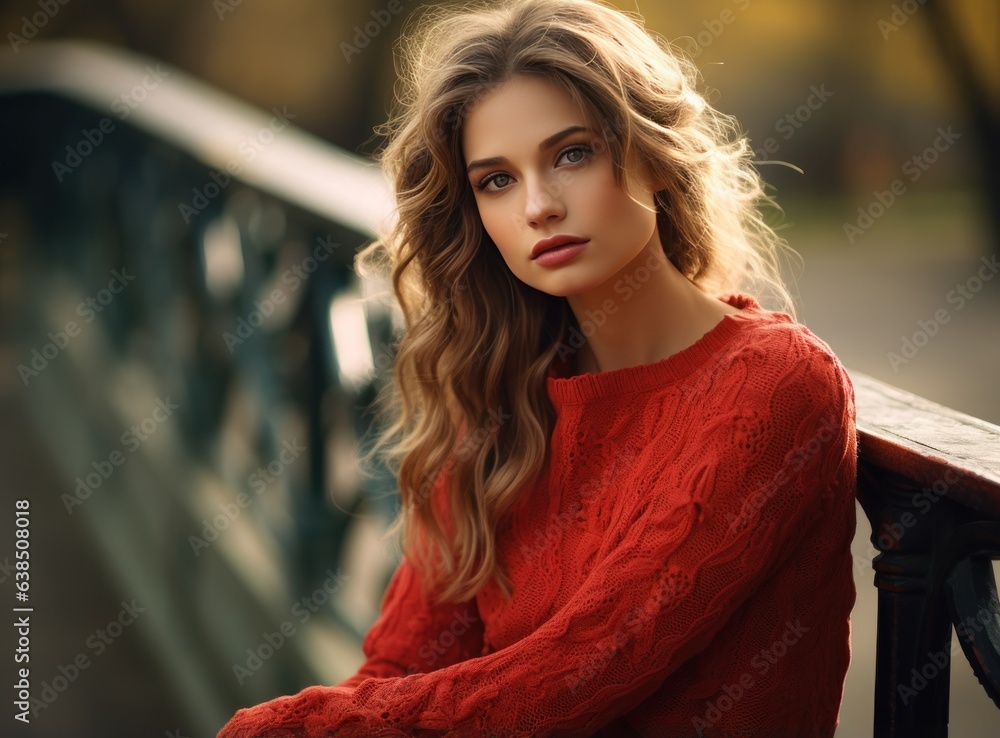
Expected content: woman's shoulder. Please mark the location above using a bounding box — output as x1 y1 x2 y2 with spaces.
722 305 854 413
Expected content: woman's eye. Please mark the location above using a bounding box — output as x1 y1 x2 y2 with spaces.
559 145 590 165
480 173 511 191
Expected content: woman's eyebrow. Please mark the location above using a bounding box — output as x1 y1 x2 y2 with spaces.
465 125 594 174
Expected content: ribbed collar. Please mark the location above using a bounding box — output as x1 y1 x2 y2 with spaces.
546 292 780 406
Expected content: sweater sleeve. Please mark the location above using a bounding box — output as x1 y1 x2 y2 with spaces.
335 453 485 690
334 551 485 690
218 346 857 738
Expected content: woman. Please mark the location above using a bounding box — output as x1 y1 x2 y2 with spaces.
219 0 857 736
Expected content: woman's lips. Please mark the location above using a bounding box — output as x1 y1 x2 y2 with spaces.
531 235 589 259
532 241 588 266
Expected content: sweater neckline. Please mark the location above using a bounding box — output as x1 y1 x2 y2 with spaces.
546 292 774 405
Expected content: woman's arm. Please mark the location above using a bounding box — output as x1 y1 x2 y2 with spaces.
335 551 485 689
218 348 857 738
340 393 483 691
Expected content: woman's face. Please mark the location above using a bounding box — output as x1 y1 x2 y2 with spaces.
461 73 662 298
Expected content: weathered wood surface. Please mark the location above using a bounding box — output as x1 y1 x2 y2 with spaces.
850 369 1000 520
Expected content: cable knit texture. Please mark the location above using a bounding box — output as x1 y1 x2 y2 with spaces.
218 292 858 738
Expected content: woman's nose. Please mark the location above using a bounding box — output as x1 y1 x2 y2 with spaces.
523 176 565 227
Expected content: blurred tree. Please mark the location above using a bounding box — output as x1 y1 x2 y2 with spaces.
923 0 1000 253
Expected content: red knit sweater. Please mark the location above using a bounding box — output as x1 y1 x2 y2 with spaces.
218 292 858 738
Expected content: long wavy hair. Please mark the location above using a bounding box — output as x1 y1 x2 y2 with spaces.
355 0 800 606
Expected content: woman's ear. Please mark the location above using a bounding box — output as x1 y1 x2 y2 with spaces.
629 152 668 194
645 162 670 193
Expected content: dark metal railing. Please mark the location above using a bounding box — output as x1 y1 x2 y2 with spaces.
0 40 400 733
852 369 1000 737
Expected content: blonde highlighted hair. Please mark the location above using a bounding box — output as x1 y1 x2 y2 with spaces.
355 0 799 606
